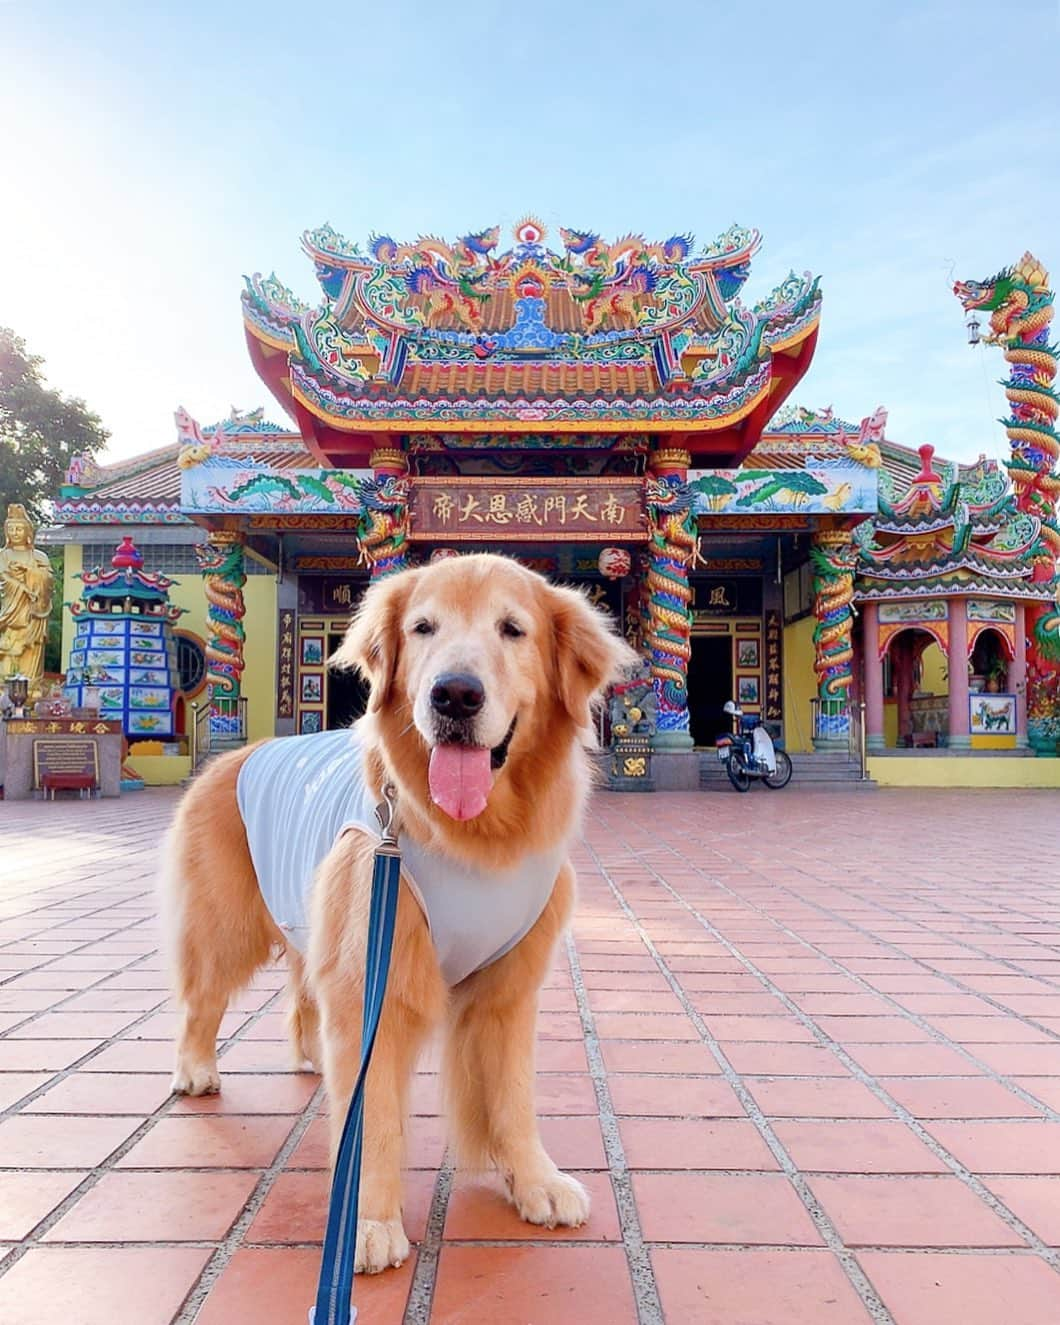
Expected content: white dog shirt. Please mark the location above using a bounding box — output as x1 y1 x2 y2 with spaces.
235 726 568 987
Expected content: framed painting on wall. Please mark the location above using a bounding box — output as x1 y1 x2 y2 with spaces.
969 693 1016 735
301 636 324 666
298 709 323 735
300 672 324 705
737 674 760 706
736 638 760 669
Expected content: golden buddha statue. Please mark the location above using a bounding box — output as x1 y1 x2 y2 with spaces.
0 504 54 697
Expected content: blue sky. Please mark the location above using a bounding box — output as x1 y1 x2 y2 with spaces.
1 0 1056 465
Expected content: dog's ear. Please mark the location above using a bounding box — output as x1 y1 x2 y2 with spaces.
330 572 413 711
548 582 639 728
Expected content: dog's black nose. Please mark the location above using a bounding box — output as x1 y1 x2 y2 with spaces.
430 673 485 720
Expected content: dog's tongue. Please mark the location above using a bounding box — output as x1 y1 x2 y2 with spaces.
428 745 492 821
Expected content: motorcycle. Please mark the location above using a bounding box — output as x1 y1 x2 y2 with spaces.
715 700 793 792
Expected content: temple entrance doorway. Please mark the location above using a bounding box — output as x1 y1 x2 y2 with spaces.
688 634 733 747
326 631 370 730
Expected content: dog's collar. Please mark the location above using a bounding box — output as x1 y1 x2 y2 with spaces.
490 717 517 771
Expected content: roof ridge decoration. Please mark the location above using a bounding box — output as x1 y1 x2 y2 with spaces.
857 436 1055 602
241 218 822 434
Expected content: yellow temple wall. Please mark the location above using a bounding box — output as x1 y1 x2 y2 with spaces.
868 757 1060 788
782 617 816 753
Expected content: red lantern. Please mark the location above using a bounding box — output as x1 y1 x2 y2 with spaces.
598 547 632 580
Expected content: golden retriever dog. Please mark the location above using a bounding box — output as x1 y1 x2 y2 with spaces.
162 553 633 1274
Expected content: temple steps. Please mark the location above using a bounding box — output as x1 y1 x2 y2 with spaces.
699 751 877 791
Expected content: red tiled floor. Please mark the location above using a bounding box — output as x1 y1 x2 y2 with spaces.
620 1117 778 1170
195 1247 414 1325
6 787 1060 1324
432 1246 637 1324
634 1171 822 1243
115 1115 294 1169
0 1171 87 1239
924 1121 1060 1174
444 1170 621 1240
0 1247 210 1325
0 1114 142 1167
45 1170 260 1242
809 1175 1022 1246
857 1250 1060 1325
652 1247 875 1324
982 1176 1060 1244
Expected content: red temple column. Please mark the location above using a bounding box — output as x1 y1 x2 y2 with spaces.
1013 601 1029 749
862 601 885 751
947 598 971 750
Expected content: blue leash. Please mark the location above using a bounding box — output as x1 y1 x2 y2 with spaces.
309 787 402 1325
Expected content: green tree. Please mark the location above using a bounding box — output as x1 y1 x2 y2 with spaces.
0 328 109 523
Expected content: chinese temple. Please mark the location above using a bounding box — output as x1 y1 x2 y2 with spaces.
44 227 1060 786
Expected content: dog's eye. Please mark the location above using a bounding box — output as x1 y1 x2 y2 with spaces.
412 620 436 636
499 618 525 639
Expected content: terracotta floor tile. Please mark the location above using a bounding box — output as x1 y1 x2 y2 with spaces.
879 1077 1038 1119
4 1010 141 1039
925 1121 1060 1173
0 1113 142 1167
116 1115 294 1168
844 1043 978 1076
593 1012 698 1040
25 1071 172 1115
45 1170 259 1241
586 988 684 1014
746 1077 891 1119
290 1114 448 1170
0 1071 53 1110
620 1117 778 1170
772 1121 949 1173
444 1170 620 1240
433 1246 636 1325
80 1039 178 1072
719 1042 852 1076
652 1247 874 1324
973 1043 1060 1075
169 1072 319 1115
857 1250 1060 1325
609 1073 743 1117
537 1115 608 1169
634 1171 822 1243
0 1247 209 1325
195 1247 413 1325
983 1176 1060 1243
809 1175 1021 1246
0 1040 96 1071
0 1170 88 1239
249 1169 435 1244
600 1039 720 1074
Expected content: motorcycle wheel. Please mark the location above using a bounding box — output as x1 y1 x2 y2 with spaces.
726 751 752 793
764 750 793 789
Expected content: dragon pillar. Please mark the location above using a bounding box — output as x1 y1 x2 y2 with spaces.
646 449 696 748
195 530 246 733
359 450 410 579
955 255 1060 744
810 526 856 746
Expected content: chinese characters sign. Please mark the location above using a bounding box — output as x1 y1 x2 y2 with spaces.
277 609 295 720
409 478 647 542
764 610 783 723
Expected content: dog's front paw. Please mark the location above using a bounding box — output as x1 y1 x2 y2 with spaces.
509 1169 590 1229
355 1217 409 1274
171 1062 220 1096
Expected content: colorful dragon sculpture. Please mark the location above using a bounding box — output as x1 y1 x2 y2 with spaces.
954 254 1060 734
194 533 246 707
356 477 410 579
810 529 857 709
645 477 697 732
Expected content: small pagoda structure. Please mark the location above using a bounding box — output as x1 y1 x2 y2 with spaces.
856 445 1056 750
64 537 186 739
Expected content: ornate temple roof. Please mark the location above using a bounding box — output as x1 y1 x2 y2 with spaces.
856 444 1055 601
242 219 822 464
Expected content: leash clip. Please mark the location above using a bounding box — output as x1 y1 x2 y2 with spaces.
374 781 400 854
